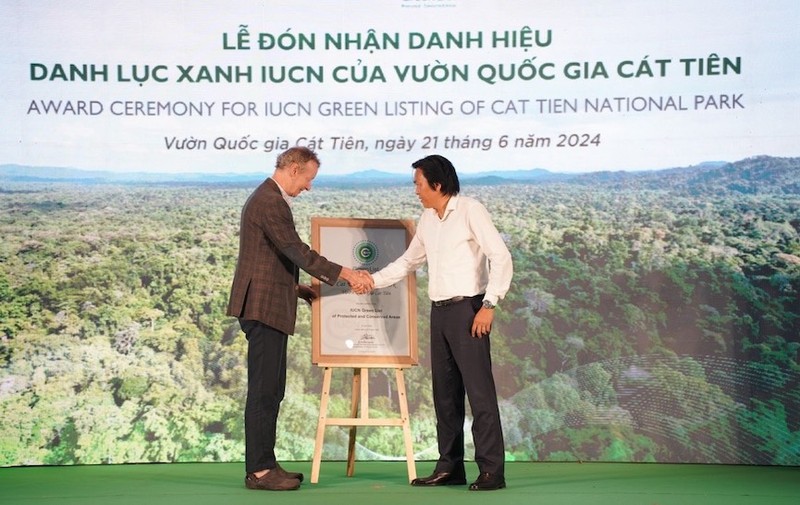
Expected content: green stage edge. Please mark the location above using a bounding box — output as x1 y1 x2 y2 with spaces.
1 461 799 505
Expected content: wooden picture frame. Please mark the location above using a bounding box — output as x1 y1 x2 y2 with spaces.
311 217 418 367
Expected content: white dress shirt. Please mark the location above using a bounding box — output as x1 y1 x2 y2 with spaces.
372 194 513 306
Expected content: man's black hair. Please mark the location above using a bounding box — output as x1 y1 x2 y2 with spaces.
412 154 460 195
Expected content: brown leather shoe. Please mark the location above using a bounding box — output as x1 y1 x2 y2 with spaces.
410 470 467 486
469 472 506 491
275 462 304 483
244 470 300 491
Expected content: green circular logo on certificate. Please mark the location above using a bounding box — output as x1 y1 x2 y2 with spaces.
353 240 378 265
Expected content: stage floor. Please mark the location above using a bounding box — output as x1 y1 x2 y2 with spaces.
2 461 799 505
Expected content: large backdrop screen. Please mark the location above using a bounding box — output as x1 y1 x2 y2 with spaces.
1 0 798 466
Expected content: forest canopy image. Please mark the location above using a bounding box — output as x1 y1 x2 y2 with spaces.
1 155 798 467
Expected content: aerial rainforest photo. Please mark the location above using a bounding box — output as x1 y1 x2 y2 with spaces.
1 155 798 467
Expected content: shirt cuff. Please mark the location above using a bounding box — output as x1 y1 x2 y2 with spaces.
371 272 388 289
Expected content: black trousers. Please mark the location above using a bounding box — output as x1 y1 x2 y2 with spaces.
429 296 505 476
240 319 288 474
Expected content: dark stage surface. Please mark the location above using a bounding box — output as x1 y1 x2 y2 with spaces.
2 461 799 505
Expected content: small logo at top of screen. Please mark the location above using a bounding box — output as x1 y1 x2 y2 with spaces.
353 240 378 266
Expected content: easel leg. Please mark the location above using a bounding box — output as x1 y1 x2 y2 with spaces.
396 368 417 482
311 367 333 484
346 368 362 477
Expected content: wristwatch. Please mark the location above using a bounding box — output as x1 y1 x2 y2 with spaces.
482 299 495 310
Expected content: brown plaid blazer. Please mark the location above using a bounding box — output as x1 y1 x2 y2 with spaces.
227 178 342 335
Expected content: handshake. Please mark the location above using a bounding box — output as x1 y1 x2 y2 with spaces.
341 267 375 295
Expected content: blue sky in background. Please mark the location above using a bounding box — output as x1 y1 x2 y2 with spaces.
1 0 798 174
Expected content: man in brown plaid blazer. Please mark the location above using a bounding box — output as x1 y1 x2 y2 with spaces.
227 146 368 491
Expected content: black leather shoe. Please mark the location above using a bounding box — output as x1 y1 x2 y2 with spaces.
275 463 304 483
411 470 467 486
469 472 506 491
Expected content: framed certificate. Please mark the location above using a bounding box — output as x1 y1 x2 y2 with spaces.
311 217 418 366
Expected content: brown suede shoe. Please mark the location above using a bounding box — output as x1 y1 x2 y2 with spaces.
245 470 301 491
275 463 304 483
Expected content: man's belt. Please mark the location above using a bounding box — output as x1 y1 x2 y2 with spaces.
432 296 467 307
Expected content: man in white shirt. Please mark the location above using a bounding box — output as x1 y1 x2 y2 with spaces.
365 154 513 491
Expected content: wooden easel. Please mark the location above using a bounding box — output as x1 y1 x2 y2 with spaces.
310 365 417 484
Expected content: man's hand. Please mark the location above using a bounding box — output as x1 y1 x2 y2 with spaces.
471 306 494 338
351 270 375 294
296 284 317 305
339 267 374 294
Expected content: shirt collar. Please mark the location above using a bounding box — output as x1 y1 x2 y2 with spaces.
440 194 459 219
270 177 293 206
